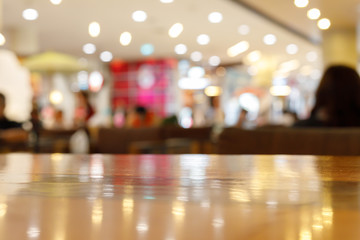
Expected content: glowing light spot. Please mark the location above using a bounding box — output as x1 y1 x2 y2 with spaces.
22 9 38 21
208 12 223 23
132 10 147 22
120 32 132 46
88 22 100 37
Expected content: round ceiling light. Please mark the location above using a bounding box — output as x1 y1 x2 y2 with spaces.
132 10 147 22
22 9 38 21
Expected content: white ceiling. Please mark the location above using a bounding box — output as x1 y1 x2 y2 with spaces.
237 0 359 41
2 0 352 71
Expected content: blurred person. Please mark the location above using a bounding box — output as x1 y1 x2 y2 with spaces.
113 99 126 128
206 96 225 127
127 105 157 128
74 91 95 127
29 101 42 152
161 114 179 127
294 65 360 127
54 110 64 129
71 91 95 154
235 109 249 128
206 96 225 141
0 93 28 144
282 109 298 127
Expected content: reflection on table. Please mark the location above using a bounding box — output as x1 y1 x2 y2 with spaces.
0 154 359 239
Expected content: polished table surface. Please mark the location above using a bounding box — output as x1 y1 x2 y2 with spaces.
1 153 360 239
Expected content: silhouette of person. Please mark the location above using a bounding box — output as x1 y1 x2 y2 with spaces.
74 91 95 127
294 65 360 127
0 93 28 144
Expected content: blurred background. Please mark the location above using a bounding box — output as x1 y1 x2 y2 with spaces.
0 0 357 153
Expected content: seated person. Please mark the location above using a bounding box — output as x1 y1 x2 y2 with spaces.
294 65 360 127
127 105 157 128
0 93 28 144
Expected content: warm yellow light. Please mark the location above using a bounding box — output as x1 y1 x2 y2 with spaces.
50 0 62 5
0 204 7 217
49 90 63 105
307 8 321 20
0 33 5 46
120 32 132 46
204 86 222 97
227 41 249 57
168 23 183 38
122 198 134 213
246 50 261 63
294 0 308 8
89 21 100 37
318 18 331 30
270 86 292 96
279 59 300 72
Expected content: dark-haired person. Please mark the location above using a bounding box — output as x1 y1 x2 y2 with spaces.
294 65 360 127
0 93 28 148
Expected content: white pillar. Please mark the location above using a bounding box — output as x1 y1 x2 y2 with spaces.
10 26 39 56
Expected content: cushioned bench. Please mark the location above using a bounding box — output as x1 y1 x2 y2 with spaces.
217 127 360 155
96 127 213 154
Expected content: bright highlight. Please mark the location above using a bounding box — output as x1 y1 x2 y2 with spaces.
227 41 249 57
168 23 183 38
89 22 101 37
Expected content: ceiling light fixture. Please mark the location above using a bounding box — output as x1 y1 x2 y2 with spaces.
140 44 154 56
190 51 202 62
286 44 298 55
205 86 222 97
306 51 318 62
227 41 249 57
89 71 104 92
188 66 205 78
120 32 132 46
208 12 223 23
132 10 147 22
238 24 250 35
175 44 187 55
294 0 309 8
22 8 39 21
89 22 100 37
209 56 221 66
100 51 113 62
168 23 183 38
83 43 96 54
270 86 292 96
160 0 174 3
50 0 62 5
307 8 321 20
49 90 63 105
263 34 277 45
246 50 261 63
197 34 210 45
318 18 331 30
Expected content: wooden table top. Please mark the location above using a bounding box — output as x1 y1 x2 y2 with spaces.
1 153 360 239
